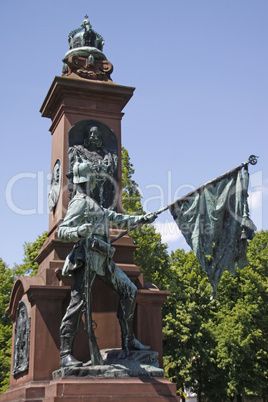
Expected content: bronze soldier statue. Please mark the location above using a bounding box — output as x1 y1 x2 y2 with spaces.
58 159 156 367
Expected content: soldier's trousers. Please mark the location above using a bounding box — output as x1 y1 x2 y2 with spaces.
60 261 137 340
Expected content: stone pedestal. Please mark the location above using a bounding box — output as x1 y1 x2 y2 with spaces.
1 378 180 401
6 265 169 389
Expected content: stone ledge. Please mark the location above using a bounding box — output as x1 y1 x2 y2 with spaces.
53 349 164 379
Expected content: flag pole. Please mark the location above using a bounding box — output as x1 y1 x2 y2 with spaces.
168 155 258 208
110 205 169 244
111 155 258 244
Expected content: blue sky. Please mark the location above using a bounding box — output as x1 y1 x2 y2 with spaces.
1 0 267 267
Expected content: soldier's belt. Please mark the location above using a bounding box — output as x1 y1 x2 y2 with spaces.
89 236 115 259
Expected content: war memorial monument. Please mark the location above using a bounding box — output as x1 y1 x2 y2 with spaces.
1 15 257 402
1 16 179 401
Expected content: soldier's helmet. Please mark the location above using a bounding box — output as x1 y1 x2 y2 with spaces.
73 159 93 183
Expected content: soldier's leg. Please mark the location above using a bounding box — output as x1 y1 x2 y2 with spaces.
101 261 150 353
60 265 85 367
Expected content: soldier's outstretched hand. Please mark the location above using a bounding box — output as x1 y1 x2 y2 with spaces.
141 212 158 224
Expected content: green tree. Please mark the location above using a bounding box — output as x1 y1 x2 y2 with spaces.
121 146 144 216
162 232 268 402
0 259 15 394
212 230 268 401
15 231 48 277
162 249 221 401
121 147 171 288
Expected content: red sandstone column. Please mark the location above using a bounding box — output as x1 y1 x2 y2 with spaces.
40 76 135 235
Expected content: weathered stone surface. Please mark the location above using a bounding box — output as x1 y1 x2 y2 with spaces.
101 348 159 365
53 349 164 379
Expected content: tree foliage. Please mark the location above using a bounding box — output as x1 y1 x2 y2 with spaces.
163 232 268 401
0 259 14 394
162 250 220 401
121 147 171 288
212 230 268 400
15 232 48 277
121 147 144 216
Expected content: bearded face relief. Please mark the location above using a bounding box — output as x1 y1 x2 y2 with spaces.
67 120 118 209
48 159 62 213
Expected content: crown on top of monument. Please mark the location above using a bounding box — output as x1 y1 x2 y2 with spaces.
68 15 104 51
62 16 113 81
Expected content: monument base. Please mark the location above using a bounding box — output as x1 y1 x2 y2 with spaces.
53 349 164 379
0 377 179 401
1 351 179 401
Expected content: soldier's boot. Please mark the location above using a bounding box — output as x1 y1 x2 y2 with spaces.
127 337 151 351
60 336 83 368
119 319 150 356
